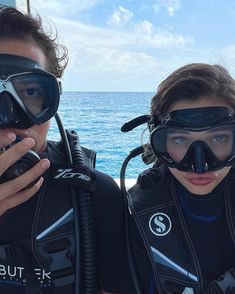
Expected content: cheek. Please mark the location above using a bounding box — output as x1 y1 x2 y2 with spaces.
216 166 231 181
168 168 185 184
27 121 51 152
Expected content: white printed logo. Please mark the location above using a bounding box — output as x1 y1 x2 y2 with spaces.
149 212 172 236
0 264 51 286
54 169 90 181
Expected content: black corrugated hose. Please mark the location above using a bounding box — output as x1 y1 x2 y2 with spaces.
55 113 97 294
67 130 97 294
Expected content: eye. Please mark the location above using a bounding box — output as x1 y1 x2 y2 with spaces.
26 88 38 96
170 136 189 145
174 137 188 144
23 87 42 98
212 134 229 143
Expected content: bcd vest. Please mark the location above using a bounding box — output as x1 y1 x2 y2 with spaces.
127 166 235 293
0 138 96 294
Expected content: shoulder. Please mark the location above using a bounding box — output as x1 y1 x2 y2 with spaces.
92 170 123 217
93 169 120 197
128 166 173 210
130 165 169 191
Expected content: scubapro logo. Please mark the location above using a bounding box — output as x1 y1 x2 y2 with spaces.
149 212 172 236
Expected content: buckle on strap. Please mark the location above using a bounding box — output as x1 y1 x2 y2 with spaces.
49 249 74 287
206 269 235 293
46 239 75 287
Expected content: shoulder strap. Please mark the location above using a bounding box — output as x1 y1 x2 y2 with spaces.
128 167 202 293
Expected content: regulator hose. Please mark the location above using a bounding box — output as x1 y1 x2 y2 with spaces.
66 129 97 294
120 145 144 294
55 113 96 294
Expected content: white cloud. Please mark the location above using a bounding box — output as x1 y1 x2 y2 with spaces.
135 20 191 46
63 47 165 91
154 0 181 16
53 17 192 49
137 20 154 35
47 16 194 91
107 6 133 27
220 44 235 74
27 1 196 91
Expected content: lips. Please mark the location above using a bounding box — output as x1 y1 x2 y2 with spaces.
185 172 217 186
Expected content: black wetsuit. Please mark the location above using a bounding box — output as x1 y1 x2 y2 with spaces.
120 173 235 294
0 140 124 293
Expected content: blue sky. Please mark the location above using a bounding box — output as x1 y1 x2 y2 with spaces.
20 0 235 91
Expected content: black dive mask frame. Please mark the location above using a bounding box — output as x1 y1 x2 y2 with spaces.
121 106 235 173
0 54 61 129
150 106 235 173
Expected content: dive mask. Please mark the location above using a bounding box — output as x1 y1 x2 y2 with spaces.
0 54 61 129
150 106 235 173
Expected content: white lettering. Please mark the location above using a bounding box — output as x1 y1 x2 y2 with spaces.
18 267 24 278
34 268 51 280
54 169 73 179
0 265 24 277
0 265 6 275
54 169 90 181
8 266 16 277
42 270 51 280
0 264 52 285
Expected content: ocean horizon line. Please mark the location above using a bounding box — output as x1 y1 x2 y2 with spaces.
62 90 155 94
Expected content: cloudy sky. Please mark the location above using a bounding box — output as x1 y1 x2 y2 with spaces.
19 0 235 91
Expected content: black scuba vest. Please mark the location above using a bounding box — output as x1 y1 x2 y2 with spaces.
0 139 96 293
127 166 235 293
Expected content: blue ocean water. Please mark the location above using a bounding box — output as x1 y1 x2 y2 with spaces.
48 92 154 179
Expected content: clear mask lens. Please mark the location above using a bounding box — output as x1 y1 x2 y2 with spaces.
0 72 60 127
151 124 235 163
11 72 58 118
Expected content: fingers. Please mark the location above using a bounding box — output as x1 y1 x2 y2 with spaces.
0 177 44 216
0 158 50 197
0 134 51 216
0 131 16 149
0 158 50 216
0 137 35 175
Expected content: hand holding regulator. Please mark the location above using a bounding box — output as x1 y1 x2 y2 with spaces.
0 54 61 184
0 136 40 186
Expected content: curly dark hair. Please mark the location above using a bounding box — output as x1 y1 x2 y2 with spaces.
144 63 235 164
0 6 68 77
